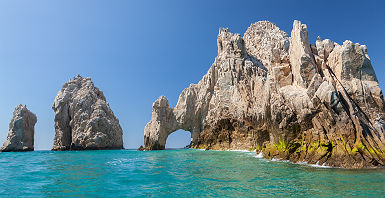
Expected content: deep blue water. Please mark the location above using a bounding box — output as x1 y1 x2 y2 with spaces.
0 149 384 197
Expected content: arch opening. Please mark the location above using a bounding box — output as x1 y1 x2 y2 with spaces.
165 130 192 149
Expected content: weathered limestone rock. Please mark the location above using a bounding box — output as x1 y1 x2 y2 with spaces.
244 21 292 87
243 21 290 67
144 96 178 150
1 104 37 152
289 20 317 88
52 75 123 150
328 40 377 82
144 20 385 168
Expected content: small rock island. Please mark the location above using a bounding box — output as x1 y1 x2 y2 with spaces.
52 75 123 150
144 20 385 168
1 104 37 152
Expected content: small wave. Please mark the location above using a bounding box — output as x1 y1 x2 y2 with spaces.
309 161 332 168
295 161 308 165
194 149 333 168
254 156 332 168
254 152 263 158
295 161 332 168
271 158 289 162
226 149 254 152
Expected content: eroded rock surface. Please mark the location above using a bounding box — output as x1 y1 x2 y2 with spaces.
1 104 37 152
52 75 123 150
144 20 385 168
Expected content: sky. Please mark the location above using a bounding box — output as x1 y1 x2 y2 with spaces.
0 0 384 150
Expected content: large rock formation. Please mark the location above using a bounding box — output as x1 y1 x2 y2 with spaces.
144 20 385 168
1 104 37 152
52 75 123 150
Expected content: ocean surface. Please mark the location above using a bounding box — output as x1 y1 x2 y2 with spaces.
0 149 384 197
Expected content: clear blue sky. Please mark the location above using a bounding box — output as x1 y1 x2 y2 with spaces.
0 0 384 150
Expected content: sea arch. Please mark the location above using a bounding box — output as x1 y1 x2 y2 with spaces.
165 130 192 149
144 96 203 150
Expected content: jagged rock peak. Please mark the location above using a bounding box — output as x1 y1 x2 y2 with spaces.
217 27 246 58
1 104 37 152
144 20 385 168
289 20 318 88
52 75 123 151
244 21 290 66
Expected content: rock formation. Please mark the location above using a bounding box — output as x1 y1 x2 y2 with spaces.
1 104 37 152
144 20 385 168
52 75 123 150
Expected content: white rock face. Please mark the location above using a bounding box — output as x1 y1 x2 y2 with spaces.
144 20 385 168
52 75 123 150
289 20 317 88
1 104 37 152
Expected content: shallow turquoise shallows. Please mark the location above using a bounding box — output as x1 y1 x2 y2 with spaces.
1 149 385 197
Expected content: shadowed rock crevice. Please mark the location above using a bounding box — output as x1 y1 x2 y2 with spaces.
144 20 385 168
52 75 123 151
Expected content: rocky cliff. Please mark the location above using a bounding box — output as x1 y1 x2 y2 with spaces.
144 20 385 168
52 75 123 150
1 104 37 152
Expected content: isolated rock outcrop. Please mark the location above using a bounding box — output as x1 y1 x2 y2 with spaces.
52 75 123 150
1 104 37 152
144 20 385 168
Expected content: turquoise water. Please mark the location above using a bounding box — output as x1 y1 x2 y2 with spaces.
0 149 385 197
